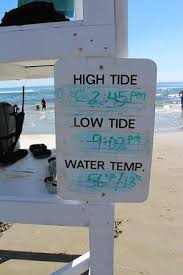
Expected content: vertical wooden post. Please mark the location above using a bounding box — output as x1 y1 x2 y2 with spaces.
89 204 115 275
115 0 128 57
75 0 83 20
83 0 114 25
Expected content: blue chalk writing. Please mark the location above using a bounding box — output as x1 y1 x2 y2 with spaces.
57 86 147 113
76 171 142 191
77 132 148 154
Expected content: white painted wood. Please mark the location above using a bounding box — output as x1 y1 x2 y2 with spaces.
0 1 130 274
0 22 115 80
0 199 89 226
75 0 83 20
0 0 129 81
89 204 114 275
0 0 127 81
83 0 114 25
0 21 79 33
0 24 114 63
51 252 90 275
115 0 128 57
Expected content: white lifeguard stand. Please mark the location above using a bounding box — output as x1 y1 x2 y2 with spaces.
0 0 128 274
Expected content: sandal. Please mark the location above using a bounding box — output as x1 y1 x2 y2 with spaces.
29 144 51 159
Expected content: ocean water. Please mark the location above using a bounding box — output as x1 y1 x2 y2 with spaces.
155 83 183 132
0 85 55 134
0 83 183 134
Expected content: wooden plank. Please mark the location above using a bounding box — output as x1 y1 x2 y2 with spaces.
0 199 89 226
89 204 114 275
115 0 128 57
83 0 114 25
51 252 90 275
0 24 115 63
75 0 83 20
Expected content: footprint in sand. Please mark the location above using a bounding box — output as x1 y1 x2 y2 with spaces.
157 156 165 160
160 208 175 222
169 190 176 193
122 266 151 275
0 223 12 236
167 217 175 222
114 218 130 239
114 219 122 239
162 216 175 221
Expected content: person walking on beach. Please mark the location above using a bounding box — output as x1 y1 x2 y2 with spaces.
179 90 183 109
41 98 47 111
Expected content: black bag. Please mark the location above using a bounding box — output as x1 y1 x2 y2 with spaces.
0 1 69 27
0 87 25 160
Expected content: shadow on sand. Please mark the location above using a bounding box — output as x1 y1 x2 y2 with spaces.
0 250 89 274
0 249 80 264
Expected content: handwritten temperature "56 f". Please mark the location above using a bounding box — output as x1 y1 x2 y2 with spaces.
78 172 142 191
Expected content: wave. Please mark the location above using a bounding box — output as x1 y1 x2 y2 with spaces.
0 89 53 94
0 90 22 94
168 94 179 98
158 86 183 89
156 103 181 113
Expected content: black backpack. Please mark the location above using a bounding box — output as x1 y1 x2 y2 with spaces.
0 87 25 160
0 1 69 27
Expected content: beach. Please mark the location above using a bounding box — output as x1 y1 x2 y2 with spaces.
0 84 183 274
115 131 183 275
0 131 183 274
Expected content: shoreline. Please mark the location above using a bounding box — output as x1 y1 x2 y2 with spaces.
19 134 56 150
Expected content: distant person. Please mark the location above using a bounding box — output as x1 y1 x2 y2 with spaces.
36 104 40 111
179 90 183 109
14 104 20 113
41 98 47 111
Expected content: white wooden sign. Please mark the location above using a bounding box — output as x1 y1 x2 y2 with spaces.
55 57 157 203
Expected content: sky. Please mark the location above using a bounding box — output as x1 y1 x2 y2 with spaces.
0 0 183 86
128 0 183 83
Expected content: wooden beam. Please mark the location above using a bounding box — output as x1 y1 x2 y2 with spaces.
51 252 90 275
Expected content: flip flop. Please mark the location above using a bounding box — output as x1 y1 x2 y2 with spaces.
0 149 28 165
29 144 51 159
29 144 47 152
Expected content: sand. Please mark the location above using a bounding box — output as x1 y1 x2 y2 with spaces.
0 132 183 274
115 132 183 275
